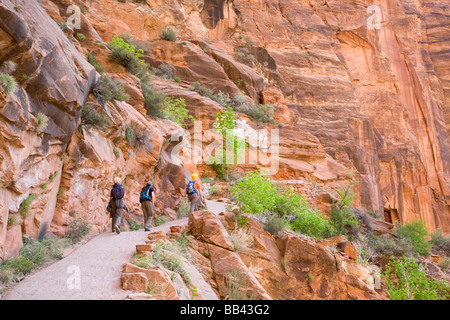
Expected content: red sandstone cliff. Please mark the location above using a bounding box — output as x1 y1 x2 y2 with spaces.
0 0 449 260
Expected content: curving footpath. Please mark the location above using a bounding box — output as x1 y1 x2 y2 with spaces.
2 199 229 300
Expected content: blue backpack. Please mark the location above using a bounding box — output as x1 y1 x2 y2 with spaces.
186 181 197 194
140 186 154 203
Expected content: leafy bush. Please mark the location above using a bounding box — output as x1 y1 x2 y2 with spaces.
373 234 415 258
231 171 278 215
393 220 431 257
0 236 71 285
20 237 71 267
19 194 38 219
76 33 86 42
108 35 147 78
231 171 328 238
322 183 359 238
65 218 91 243
113 147 121 158
208 108 246 180
430 228 450 256
163 97 194 128
0 74 17 95
92 74 130 105
142 81 166 117
0 256 33 284
208 185 221 195
263 212 285 237
159 27 177 42
81 104 112 131
382 256 450 300
152 63 173 79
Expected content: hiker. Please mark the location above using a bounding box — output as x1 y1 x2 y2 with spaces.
186 173 204 214
108 177 130 234
140 181 156 231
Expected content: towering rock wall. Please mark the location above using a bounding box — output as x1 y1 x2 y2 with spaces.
0 0 449 259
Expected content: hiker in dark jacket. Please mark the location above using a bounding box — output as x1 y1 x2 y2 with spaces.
140 181 155 231
109 177 129 234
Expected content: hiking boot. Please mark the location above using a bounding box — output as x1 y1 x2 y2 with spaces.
114 225 121 234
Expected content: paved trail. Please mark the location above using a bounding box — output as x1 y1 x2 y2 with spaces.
2 200 228 300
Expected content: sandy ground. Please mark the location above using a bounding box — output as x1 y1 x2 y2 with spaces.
2 199 229 300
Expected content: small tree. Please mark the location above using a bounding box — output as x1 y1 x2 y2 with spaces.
162 97 194 128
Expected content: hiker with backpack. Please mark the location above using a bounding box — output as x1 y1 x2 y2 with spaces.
140 181 156 231
108 177 130 234
186 173 204 214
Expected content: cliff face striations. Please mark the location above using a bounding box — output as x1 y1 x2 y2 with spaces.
0 0 449 260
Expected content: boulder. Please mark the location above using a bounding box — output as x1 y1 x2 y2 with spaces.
188 210 234 251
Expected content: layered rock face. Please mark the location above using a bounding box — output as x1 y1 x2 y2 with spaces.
0 0 449 259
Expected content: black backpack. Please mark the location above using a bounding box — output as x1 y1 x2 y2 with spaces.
111 183 125 200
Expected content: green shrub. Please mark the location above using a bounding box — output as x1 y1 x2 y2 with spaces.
231 171 328 238
159 27 177 42
0 256 33 283
113 147 121 158
231 171 278 215
81 104 112 131
36 113 49 133
207 108 245 180
108 35 147 78
65 218 91 243
430 228 450 256
177 199 191 219
125 126 137 147
18 194 38 219
55 20 67 32
0 74 17 95
163 97 194 128
128 219 143 231
173 75 181 83
263 212 285 237
76 33 86 42
382 256 450 300
322 184 359 238
93 74 130 105
373 234 415 258
142 81 166 117
208 185 221 195
87 53 105 73
393 220 431 257
152 63 173 79
234 47 256 67
20 237 71 267
49 171 59 182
